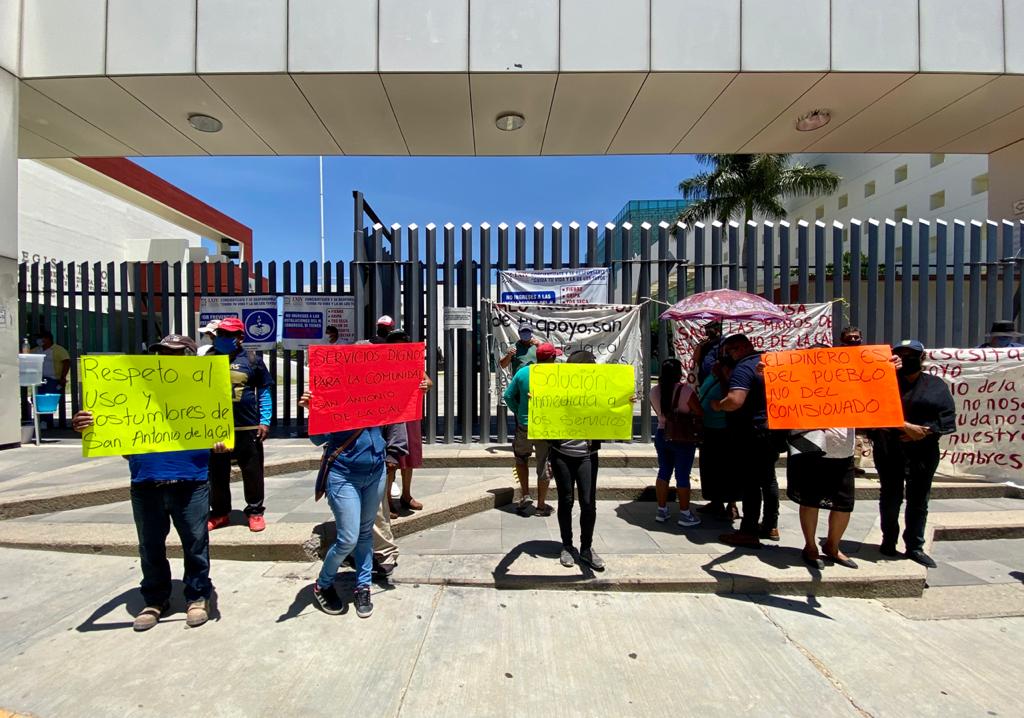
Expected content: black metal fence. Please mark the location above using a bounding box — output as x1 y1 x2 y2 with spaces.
17 218 1024 442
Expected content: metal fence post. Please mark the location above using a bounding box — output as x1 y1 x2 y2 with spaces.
480 223 492 443
443 223 456 443
496 223 510 444
425 224 439 444
460 223 473 443
638 223 652 443
935 221 948 347
917 221 930 344
952 221 966 347
866 221 879 344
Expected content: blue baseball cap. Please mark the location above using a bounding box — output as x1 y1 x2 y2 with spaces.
893 339 925 353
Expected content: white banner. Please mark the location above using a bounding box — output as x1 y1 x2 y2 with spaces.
671 302 835 383
199 295 278 350
281 296 356 350
923 348 1024 480
498 268 610 305
486 302 645 401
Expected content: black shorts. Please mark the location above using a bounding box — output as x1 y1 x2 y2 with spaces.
786 454 855 513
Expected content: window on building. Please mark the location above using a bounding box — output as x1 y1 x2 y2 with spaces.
838 194 848 210
894 205 908 222
971 173 989 195
864 181 875 198
930 153 945 168
895 164 908 183
930 191 945 210
815 205 825 220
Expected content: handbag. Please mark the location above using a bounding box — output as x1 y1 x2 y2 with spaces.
665 384 704 444
314 429 364 501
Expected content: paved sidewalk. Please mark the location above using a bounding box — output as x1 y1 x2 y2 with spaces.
0 546 1022 718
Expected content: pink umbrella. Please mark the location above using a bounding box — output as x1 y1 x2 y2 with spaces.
659 289 787 322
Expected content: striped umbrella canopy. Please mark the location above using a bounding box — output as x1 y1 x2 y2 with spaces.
659 288 786 322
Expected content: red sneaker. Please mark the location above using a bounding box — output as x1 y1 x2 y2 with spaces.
248 514 266 532
207 514 230 531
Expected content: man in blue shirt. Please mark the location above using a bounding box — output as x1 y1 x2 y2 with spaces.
503 342 561 516
72 334 228 632
711 333 781 548
206 317 274 533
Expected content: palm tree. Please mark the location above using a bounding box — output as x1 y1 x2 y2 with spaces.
676 154 841 228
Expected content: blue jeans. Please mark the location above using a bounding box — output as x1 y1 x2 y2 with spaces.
317 462 386 590
130 481 212 606
654 429 697 489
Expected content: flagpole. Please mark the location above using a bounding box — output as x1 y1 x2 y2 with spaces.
319 156 326 266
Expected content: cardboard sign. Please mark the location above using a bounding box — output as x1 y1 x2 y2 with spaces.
764 345 904 430
80 355 235 457
307 343 425 434
528 363 634 440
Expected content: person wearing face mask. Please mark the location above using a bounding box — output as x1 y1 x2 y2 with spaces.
206 317 275 533
976 320 1024 349
871 340 956 568
693 320 723 384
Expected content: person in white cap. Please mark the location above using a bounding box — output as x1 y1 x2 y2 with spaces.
368 315 394 344
196 319 220 356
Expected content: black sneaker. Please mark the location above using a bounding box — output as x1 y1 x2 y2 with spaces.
879 542 899 557
354 586 373 618
906 549 937 568
580 548 605 571
560 547 575 567
313 583 345 615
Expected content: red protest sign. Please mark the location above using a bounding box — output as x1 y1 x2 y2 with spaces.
307 343 425 434
764 344 904 430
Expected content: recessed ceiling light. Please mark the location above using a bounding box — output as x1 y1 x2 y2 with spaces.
495 112 525 132
796 109 831 132
188 113 223 133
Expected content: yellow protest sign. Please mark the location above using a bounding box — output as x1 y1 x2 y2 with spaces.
80 355 235 457
528 363 634 440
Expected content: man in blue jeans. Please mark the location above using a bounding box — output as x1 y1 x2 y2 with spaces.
72 334 228 632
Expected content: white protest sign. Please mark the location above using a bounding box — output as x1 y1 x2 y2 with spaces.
444 307 473 330
671 302 834 383
487 301 645 401
923 348 1024 479
281 296 356 349
498 268 610 305
199 295 278 350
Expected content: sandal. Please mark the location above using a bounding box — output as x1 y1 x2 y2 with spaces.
133 601 169 632
400 496 423 511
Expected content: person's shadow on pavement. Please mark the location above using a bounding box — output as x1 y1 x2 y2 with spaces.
276 570 394 622
492 539 596 588
76 581 221 632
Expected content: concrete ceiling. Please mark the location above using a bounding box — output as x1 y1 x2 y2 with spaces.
16 71 1024 159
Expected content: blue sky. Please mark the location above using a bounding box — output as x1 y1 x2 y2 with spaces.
134 155 701 265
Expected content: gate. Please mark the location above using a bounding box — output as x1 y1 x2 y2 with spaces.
17 217 1024 441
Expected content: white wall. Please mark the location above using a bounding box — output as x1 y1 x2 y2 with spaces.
18 160 204 275
1 71 19 445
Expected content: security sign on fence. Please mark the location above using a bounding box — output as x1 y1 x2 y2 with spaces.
199 295 278 350
498 268 610 305
282 296 355 349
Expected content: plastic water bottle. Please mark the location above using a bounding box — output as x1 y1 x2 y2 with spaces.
21 336 30 354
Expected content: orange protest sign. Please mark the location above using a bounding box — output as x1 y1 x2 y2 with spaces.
763 345 905 430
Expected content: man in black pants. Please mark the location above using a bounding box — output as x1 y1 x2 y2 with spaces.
206 317 275 533
712 334 780 549
872 340 956 568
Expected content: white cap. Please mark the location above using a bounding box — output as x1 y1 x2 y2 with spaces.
199 320 221 335
376 315 395 327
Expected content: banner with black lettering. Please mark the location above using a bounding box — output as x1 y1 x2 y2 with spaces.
498 268 610 304
923 348 1024 480
671 302 835 383
486 301 645 402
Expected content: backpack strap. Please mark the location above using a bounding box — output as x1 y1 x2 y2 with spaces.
314 429 365 501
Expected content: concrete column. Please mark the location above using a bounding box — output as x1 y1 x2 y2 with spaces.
0 69 19 447
987 139 1024 221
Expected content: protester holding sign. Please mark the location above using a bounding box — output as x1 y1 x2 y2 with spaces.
72 334 228 632
713 334 781 548
299 391 408 618
650 359 703 528
503 343 561 516
872 340 956 568
206 317 274 533
548 350 606 572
